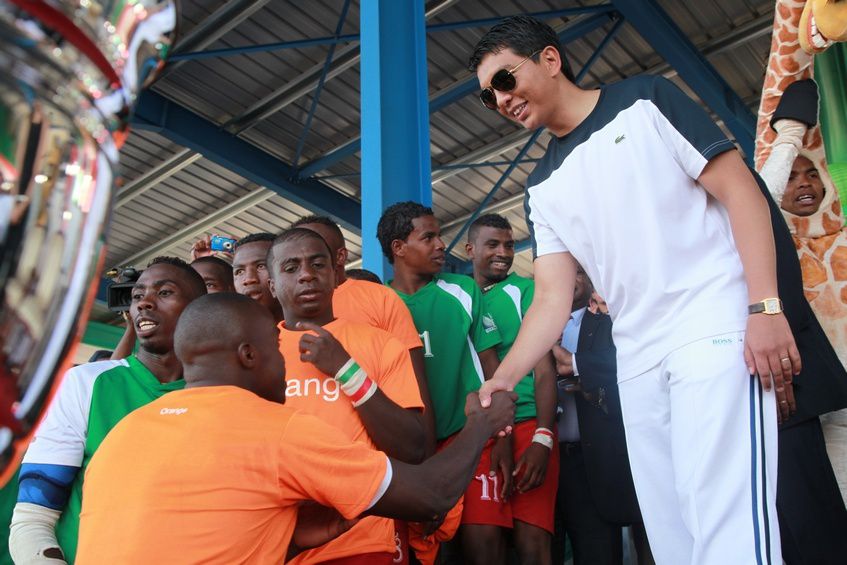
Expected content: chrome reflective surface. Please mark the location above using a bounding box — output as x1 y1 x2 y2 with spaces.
0 0 177 482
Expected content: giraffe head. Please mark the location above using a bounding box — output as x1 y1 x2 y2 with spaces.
799 0 847 54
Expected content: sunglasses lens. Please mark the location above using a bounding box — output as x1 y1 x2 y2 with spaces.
490 69 516 92
480 88 498 110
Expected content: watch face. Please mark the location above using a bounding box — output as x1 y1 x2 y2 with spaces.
763 298 781 314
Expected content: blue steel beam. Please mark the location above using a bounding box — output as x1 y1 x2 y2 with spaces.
317 158 542 180
130 90 361 233
292 0 352 167
360 0 432 279
298 10 618 180
609 0 756 157
515 238 532 254
435 158 541 171
575 17 624 83
169 6 615 62
445 129 544 255
426 5 614 33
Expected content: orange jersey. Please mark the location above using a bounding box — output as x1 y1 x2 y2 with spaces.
333 278 423 351
77 387 389 565
280 318 423 563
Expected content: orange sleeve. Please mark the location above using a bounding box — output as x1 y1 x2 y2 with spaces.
380 287 423 350
366 330 424 410
277 411 390 519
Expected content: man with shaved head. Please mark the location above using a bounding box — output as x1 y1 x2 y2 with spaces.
75 293 517 564
10 257 207 564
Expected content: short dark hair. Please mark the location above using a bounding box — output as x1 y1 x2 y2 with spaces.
147 256 207 298
88 350 114 362
376 201 435 264
468 213 512 241
234 232 275 250
191 256 233 278
290 215 345 251
268 227 334 267
345 268 382 285
468 15 576 83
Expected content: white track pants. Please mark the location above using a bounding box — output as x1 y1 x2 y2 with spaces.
618 331 781 565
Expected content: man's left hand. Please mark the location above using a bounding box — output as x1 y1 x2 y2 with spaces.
490 436 514 502
744 313 800 422
297 322 351 376
291 502 359 554
513 443 549 493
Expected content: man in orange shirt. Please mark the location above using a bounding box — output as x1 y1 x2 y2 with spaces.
291 215 436 455
268 227 428 564
76 293 517 564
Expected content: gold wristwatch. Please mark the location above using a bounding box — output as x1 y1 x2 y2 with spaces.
748 297 783 315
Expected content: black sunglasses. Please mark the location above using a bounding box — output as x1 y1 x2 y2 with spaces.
479 50 542 110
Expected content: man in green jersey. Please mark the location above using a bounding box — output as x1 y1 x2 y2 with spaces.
465 213 558 565
9 257 207 564
377 202 509 565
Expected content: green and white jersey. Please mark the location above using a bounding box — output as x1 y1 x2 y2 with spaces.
483 273 537 422
390 273 501 440
20 355 184 563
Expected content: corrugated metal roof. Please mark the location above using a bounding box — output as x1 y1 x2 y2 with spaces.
105 0 776 293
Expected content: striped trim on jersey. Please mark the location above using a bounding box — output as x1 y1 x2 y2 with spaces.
436 278 486 384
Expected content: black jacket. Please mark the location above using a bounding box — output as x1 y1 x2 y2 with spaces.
572 310 642 524
758 176 847 428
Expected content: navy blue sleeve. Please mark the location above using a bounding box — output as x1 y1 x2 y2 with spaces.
649 76 736 163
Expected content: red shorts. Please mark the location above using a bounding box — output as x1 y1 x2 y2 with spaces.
393 520 409 564
459 418 559 533
320 552 394 565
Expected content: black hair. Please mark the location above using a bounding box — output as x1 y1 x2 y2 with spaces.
234 232 275 250
468 15 576 83
345 268 382 285
290 215 345 252
88 350 114 362
468 213 512 242
147 256 208 298
191 256 233 278
376 201 435 264
268 227 335 267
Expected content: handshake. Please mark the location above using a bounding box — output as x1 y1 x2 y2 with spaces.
466 390 518 437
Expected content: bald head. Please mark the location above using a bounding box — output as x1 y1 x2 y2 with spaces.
174 293 286 402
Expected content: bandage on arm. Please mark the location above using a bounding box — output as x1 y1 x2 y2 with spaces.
9 502 66 564
758 119 807 203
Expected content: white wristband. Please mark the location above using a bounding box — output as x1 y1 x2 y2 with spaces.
532 433 555 449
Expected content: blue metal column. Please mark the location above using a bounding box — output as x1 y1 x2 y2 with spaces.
360 0 431 280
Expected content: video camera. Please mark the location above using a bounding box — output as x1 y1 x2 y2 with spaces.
104 267 142 313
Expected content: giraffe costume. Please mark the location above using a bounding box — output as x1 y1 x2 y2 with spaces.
755 0 847 503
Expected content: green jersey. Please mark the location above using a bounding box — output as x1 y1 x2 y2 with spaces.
483 273 537 422
19 355 184 563
391 273 501 440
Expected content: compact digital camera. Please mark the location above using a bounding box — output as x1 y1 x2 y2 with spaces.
210 235 237 252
